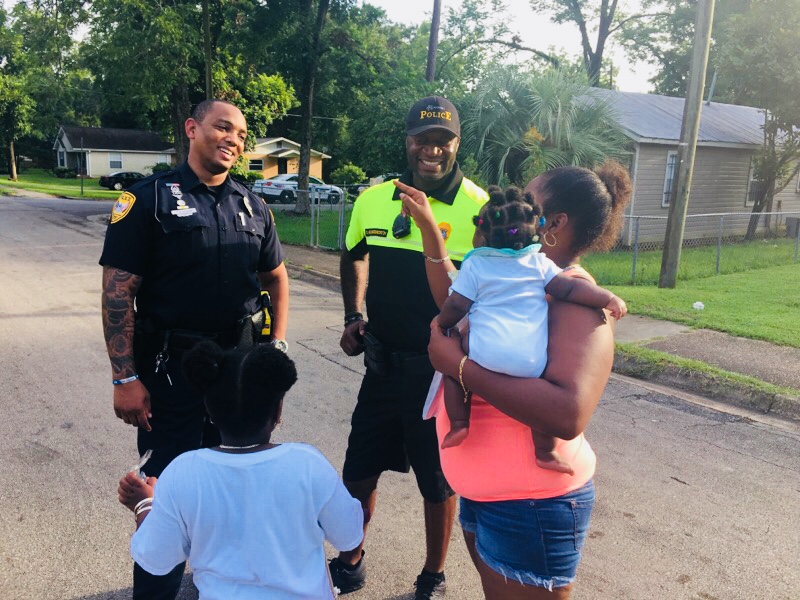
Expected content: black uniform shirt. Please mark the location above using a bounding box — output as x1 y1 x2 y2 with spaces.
99 162 285 333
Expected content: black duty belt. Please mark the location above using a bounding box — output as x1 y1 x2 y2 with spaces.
363 330 432 376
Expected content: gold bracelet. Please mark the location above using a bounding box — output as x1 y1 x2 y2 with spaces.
458 355 469 400
424 254 449 263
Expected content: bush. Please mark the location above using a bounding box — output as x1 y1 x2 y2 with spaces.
232 171 262 184
151 162 172 173
52 167 76 179
331 162 367 185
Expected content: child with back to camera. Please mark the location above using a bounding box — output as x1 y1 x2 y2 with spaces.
117 341 365 599
433 186 626 472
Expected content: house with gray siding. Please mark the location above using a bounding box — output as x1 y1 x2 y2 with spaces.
597 90 800 245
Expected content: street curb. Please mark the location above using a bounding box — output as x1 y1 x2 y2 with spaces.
613 354 800 422
285 262 341 293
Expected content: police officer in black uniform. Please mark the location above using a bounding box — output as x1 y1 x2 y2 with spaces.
100 99 289 599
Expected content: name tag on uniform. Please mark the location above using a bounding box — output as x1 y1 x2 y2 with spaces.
171 207 198 217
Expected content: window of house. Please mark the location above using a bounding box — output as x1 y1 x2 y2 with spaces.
248 159 264 171
58 150 66 168
109 153 122 169
157 153 169 165
661 151 678 208
745 157 763 207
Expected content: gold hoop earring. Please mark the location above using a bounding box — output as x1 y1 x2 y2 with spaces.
542 231 557 247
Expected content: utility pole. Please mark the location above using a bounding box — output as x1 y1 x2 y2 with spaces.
658 0 715 288
425 0 442 82
80 136 84 197
203 0 213 98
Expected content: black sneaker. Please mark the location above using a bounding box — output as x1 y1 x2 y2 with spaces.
328 551 366 595
414 570 446 599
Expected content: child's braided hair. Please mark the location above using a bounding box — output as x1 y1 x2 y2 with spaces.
474 186 543 251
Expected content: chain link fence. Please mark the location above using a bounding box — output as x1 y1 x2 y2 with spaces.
270 186 800 286
591 211 800 285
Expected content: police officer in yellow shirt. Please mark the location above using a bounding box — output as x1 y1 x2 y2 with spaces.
330 96 488 598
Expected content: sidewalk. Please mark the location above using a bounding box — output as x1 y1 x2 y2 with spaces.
282 243 800 422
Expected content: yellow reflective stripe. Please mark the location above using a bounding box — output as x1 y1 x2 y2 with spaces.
346 179 488 260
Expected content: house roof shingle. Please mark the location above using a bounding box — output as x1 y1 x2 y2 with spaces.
593 89 766 147
58 126 174 152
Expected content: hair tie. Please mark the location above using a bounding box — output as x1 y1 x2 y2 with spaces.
495 210 501 218
508 227 518 235
538 216 546 227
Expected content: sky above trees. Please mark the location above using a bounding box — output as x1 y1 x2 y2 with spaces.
365 0 656 92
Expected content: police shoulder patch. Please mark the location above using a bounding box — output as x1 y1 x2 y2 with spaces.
110 192 136 224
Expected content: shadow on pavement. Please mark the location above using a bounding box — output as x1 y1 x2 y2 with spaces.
72 574 198 600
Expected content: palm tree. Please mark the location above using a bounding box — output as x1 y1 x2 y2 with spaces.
461 67 629 186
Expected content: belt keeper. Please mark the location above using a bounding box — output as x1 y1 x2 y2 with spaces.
458 355 469 401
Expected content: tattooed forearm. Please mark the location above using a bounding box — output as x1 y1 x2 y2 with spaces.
101 266 143 378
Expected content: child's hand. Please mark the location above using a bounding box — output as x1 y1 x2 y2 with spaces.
606 295 627 320
394 180 435 227
118 472 157 512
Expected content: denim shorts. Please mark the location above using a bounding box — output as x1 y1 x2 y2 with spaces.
459 480 595 590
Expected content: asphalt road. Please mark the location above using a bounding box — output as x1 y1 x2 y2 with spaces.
1 195 798 600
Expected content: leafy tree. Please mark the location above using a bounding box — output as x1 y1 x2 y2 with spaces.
85 0 203 162
622 0 750 97
461 67 628 186
84 0 295 164
530 0 671 86
716 0 800 237
437 0 559 84
4 1 98 166
0 72 35 179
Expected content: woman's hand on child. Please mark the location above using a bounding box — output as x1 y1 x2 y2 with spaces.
606 296 627 320
394 180 436 227
428 316 466 377
118 471 157 512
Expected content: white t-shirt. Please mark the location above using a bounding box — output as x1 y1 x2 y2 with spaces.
450 244 562 378
131 443 363 600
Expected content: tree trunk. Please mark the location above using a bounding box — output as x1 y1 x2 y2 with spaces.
295 0 330 215
170 83 191 164
9 140 17 181
426 0 442 82
203 0 213 98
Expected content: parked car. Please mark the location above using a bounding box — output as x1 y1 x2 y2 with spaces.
252 174 344 204
352 172 403 196
99 171 145 191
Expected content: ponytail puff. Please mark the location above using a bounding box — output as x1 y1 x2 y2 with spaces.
243 345 298 394
594 160 632 211
182 340 225 391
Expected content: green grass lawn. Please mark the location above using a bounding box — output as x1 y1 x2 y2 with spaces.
609 263 800 347
1 168 120 199
271 209 800 346
272 205 352 249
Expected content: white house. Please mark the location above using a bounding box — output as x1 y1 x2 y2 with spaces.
53 126 175 177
